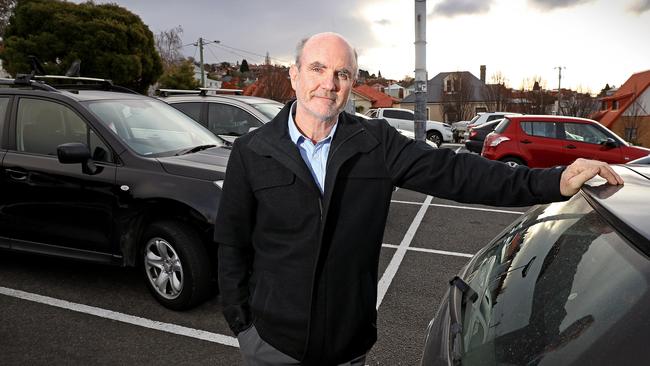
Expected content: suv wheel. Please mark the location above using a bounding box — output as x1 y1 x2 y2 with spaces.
426 131 443 147
501 157 525 168
141 221 211 310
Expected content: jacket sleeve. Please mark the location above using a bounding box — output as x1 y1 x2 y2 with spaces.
378 122 566 207
214 139 255 335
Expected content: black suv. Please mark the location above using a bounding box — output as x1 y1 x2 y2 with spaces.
0 75 230 310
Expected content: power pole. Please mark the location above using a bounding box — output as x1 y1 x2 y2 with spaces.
555 66 565 115
414 0 427 142
194 37 220 87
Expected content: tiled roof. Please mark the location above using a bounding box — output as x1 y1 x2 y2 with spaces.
353 84 398 108
593 70 650 128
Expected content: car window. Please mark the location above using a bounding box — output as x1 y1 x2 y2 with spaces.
250 103 283 120
86 99 221 157
208 103 262 135
16 98 113 162
172 102 202 123
458 196 650 365
520 121 559 138
0 97 9 131
563 122 609 144
383 109 413 120
486 115 503 122
494 118 510 133
366 110 378 118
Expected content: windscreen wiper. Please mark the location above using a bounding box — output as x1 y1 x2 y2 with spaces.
448 276 479 365
175 144 217 156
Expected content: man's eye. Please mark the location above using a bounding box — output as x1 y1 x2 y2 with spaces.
311 66 322 72
338 73 349 80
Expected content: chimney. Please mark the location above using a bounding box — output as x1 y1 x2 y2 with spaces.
480 65 486 83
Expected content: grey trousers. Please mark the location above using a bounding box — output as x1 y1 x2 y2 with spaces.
237 325 367 366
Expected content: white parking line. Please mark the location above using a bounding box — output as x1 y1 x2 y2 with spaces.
0 286 239 348
376 195 433 309
382 244 472 258
390 199 524 215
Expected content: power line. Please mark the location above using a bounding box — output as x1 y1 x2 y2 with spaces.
217 42 290 64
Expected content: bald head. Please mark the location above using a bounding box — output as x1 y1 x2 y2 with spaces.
295 32 358 78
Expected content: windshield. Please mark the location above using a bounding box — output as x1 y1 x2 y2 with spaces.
457 196 650 365
85 98 223 157
251 102 283 120
469 115 481 123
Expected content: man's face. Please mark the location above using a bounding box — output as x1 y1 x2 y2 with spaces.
289 35 356 122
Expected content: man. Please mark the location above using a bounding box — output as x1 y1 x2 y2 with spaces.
214 32 622 366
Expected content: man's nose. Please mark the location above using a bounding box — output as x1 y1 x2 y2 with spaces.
320 73 339 91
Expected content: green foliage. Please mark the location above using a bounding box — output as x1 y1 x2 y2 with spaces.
240 59 249 73
158 60 199 90
0 0 162 93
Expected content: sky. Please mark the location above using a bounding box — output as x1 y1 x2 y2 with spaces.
77 0 650 94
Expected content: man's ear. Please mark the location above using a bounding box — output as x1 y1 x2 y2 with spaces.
289 65 298 90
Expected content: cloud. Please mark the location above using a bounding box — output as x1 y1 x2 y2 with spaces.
430 0 493 18
628 0 650 14
528 0 595 11
374 19 391 26
76 0 381 65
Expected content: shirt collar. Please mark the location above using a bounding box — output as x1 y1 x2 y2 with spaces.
288 101 338 145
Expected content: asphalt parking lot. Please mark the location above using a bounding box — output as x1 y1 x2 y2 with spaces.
0 146 530 365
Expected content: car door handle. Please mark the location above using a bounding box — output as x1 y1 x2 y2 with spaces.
5 168 28 181
520 139 532 144
565 145 577 149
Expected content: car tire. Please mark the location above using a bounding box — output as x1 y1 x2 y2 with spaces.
141 221 212 310
501 157 525 168
426 131 443 147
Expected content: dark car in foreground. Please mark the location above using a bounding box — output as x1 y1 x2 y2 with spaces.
0 75 230 310
421 164 650 366
464 119 502 154
482 115 650 167
160 90 283 142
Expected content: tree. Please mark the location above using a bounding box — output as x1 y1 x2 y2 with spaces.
0 0 162 93
244 65 294 103
240 59 249 73
157 59 199 90
155 25 184 69
0 0 16 37
484 71 510 112
563 88 595 118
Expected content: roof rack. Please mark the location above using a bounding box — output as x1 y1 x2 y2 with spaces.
0 74 138 94
157 88 244 97
34 75 139 94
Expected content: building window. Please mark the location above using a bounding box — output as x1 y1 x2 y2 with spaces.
601 101 607 110
613 100 619 110
624 127 637 142
446 79 452 93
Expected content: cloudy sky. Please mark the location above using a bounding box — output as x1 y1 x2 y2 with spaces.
82 0 649 93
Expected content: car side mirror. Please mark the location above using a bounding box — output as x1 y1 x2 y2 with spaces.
601 138 619 149
57 142 102 175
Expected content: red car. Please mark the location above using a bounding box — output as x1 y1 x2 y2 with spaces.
482 115 650 168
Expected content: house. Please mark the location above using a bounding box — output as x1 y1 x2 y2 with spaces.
591 70 650 146
385 83 410 99
351 84 399 113
193 65 221 89
400 71 493 122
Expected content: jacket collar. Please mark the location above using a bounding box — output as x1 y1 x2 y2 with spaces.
247 100 379 196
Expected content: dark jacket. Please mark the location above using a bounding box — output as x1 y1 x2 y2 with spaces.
214 102 565 364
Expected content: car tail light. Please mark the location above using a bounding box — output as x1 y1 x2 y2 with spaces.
489 136 510 147
469 129 477 139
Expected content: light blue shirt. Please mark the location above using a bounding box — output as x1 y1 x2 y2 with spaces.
288 102 338 194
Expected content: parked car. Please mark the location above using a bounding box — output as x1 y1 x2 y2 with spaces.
452 112 521 141
356 112 437 148
365 107 453 146
0 75 231 310
464 119 503 154
482 115 650 167
161 90 284 142
421 164 650 366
